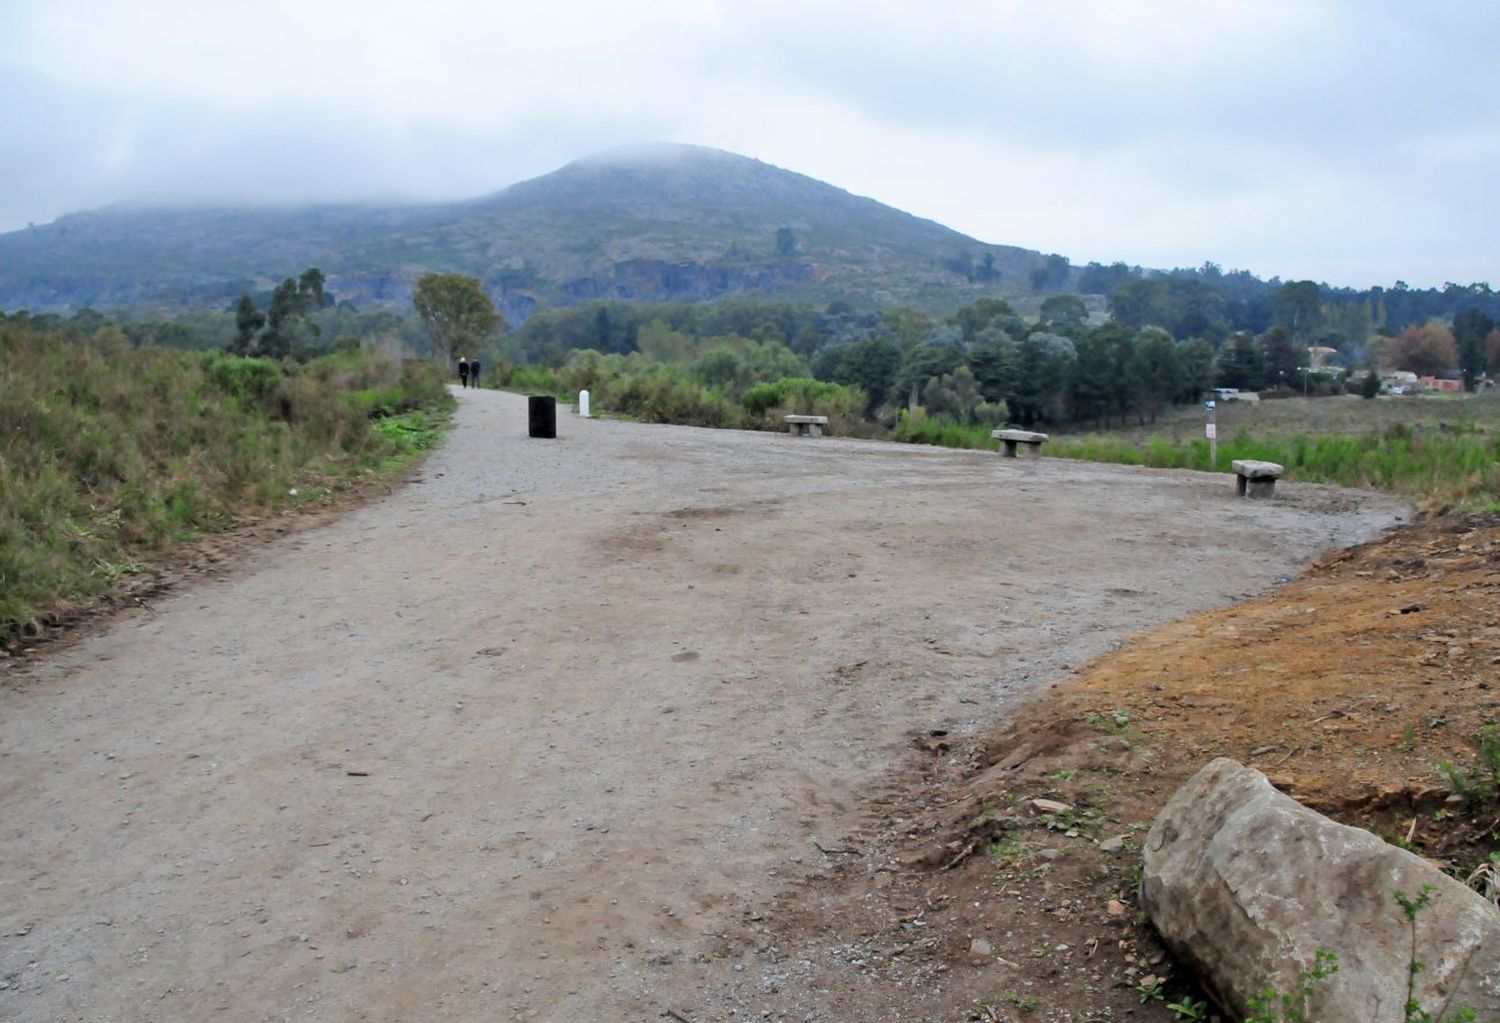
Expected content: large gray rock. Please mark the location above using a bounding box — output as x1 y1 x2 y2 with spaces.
1141 758 1499 1022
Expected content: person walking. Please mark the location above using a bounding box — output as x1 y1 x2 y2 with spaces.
468 358 481 389
457 357 469 388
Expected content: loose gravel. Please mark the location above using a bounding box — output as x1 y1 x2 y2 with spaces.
0 388 1405 1022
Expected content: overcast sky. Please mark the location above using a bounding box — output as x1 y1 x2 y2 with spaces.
1 1 1494 289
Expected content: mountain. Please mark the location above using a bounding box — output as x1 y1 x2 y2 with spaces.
0 143 1058 317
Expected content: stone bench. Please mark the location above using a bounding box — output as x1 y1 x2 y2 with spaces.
784 414 829 437
991 428 1049 459
1232 459 1284 498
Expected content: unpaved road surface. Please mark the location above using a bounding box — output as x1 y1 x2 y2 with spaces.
1 389 1404 1022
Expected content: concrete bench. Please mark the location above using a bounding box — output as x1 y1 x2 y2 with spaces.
1232 459 1284 498
785 414 829 437
991 428 1049 459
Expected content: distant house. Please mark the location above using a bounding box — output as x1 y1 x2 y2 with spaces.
1419 372 1464 393
1381 371 1421 395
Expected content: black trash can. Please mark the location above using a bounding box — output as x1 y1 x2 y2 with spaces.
528 395 557 439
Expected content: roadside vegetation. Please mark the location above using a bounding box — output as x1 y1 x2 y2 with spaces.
7 266 1500 637
6 259 1498 1020
0 314 451 641
496 352 867 434
483 289 1500 511
885 397 1500 509
1049 421 1500 511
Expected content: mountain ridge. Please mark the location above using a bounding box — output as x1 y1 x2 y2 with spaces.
0 143 1058 316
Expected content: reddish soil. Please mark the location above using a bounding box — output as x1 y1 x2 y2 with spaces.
708 515 1500 1022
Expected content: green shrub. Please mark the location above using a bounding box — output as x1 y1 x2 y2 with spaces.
0 322 452 639
741 376 865 433
892 408 994 449
602 366 742 427
741 376 845 414
205 354 283 407
1437 724 1500 810
496 362 574 400
494 358 863 433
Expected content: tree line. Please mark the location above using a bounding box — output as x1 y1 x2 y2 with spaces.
504 295 1308 430
1075 260 1500 354
14 266 1498 437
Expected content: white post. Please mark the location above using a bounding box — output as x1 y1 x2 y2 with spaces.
1205 399 1217 471
579 389 591 418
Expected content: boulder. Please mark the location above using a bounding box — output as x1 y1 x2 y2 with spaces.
1141 758 1499 1022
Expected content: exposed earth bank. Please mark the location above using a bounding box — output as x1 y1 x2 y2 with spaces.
709 514 1500 1023
1 388 1406 1022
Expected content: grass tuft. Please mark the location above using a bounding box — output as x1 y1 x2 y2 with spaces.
1048 429 1500 508
0 322 452 639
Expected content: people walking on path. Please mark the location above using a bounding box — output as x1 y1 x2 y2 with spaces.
458 357 470 388
468 359 481 389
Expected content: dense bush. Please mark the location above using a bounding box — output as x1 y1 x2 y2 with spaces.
599 365 742 427
0 323 451 636
739 377 865 433
492 352 865 433
891 409 1009 449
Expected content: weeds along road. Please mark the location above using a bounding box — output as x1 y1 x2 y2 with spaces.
0 388 1405 1022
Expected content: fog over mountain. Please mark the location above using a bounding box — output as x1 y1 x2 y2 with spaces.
0 143 1064 315
2 2 1496 288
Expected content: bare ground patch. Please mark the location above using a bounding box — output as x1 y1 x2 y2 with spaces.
695 515 1499 1023
0 390 1409 1022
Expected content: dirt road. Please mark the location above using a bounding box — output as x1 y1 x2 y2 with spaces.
0 389 1404 1022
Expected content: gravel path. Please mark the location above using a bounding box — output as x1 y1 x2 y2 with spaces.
0 388 1405 1022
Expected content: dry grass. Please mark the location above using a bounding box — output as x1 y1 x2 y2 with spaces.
0 321 451 638
1059 392 1500 446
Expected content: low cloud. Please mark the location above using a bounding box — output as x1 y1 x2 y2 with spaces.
2 0 1495 288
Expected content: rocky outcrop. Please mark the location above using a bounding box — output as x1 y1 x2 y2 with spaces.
1141 758 1499 1022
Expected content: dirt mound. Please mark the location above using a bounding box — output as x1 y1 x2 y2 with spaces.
713 515 1499 1022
